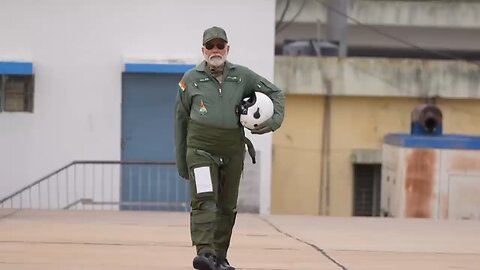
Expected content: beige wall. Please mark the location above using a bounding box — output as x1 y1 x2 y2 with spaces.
272 95 324 215
437 99 480 135
272 95 480 216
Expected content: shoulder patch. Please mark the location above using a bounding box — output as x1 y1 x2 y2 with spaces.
178 81 187 92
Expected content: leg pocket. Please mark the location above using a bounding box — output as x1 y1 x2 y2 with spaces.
187 148 220 198
192 166 213 194
189 163 218 200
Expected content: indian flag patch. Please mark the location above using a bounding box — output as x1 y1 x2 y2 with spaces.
178 81 187 92
199 100 207 115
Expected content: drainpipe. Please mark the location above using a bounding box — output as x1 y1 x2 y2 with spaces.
318 0 349 216
315 17 332 216
326 0 349 57
319 79 332 216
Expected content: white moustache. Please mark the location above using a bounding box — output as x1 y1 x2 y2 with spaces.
209 54 223 60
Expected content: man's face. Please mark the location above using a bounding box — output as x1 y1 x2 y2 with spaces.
202 38 230 67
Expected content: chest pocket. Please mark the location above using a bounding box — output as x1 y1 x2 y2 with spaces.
197 77 211 83
191 78 212 95
193 77 212 88
224 76 242 84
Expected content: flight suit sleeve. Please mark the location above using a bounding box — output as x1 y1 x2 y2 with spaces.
175 77 191 179
246 70 285 131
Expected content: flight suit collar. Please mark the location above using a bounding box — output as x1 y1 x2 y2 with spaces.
195 60 236 73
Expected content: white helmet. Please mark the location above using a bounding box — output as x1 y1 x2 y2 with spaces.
239 92 274 130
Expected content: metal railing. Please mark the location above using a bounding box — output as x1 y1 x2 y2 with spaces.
0 161 190 212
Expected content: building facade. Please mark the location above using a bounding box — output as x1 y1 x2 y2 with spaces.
271 0 480 216
2 0 480 217
0 0 277 214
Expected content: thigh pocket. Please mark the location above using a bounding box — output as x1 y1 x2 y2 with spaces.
191 165 213 195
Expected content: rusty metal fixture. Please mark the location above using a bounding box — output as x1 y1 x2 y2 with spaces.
411 104 443 135
405 149 436 218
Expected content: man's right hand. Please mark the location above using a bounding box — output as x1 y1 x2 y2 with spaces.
251 118 274 134
178 170 189 179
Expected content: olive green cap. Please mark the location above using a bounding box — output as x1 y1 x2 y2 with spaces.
202 26 228 45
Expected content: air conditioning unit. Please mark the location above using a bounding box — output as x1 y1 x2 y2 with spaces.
382 104 480 220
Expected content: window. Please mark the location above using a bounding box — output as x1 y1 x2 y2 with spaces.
0 61 34 112
353 164 381 216
0 74 34 112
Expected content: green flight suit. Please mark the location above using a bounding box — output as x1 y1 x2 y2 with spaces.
174 60 284 259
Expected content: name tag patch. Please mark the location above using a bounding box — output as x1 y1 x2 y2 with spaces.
193 166 213 193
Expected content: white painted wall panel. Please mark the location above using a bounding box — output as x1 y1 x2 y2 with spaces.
0 0 276 214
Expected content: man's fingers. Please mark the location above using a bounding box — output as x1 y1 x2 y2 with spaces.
251 128 261 134
255 122 267 129
251 126 270 134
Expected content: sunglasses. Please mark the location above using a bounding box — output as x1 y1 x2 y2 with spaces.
204 42 226 50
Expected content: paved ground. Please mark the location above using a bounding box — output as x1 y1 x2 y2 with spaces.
0 209 479 270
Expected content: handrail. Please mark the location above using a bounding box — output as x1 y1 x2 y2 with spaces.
0 160 177 205
63 198 94 210
0 162 75 205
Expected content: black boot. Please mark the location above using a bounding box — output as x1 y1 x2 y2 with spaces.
193 253 218 270
216 257 235 270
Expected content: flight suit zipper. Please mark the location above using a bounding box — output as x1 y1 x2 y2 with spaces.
218 81 224 126
205 71 225 126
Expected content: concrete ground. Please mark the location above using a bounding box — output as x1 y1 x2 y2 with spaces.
0 209 479 270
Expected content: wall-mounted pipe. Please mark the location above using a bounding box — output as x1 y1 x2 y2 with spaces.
411 104 443 136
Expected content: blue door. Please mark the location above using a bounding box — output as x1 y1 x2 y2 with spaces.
121 72 189 211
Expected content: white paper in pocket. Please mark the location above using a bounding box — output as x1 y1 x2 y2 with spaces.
194 166 213 193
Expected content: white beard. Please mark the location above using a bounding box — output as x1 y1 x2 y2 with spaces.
205 54 226 67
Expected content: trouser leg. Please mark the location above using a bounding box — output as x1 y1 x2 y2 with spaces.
187 148 220 256
214 152 244 259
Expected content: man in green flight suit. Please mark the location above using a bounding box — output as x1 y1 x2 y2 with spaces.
175 26 285 270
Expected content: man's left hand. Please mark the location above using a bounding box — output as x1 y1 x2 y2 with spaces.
251 118 274 134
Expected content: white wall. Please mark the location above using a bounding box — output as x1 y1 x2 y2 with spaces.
0 0 276 214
